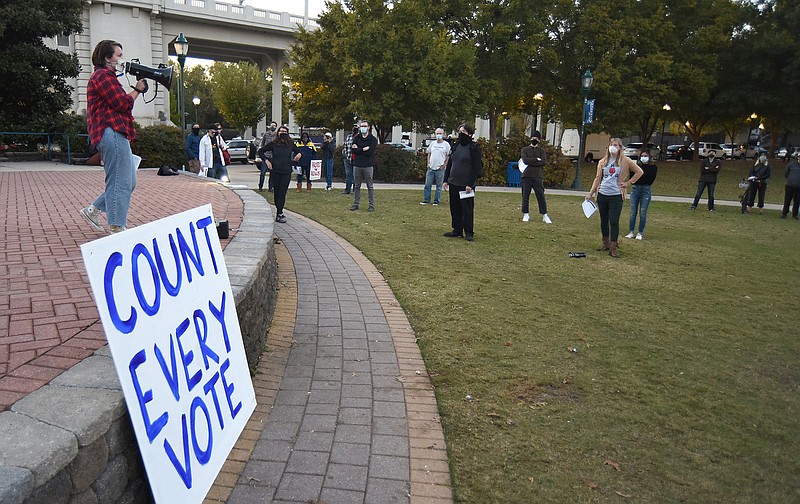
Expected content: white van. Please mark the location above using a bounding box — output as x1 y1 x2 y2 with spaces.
561 129 611 163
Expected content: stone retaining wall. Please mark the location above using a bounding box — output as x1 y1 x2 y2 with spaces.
0 189 276 504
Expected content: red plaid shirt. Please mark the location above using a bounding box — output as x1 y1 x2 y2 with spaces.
87 65 136 146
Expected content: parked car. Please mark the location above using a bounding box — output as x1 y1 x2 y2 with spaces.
689 142 724 159
623 142 660 160
721 143 747 159
666 144 694 161
226 138 253 164
386 143 416 153
775 146 799 159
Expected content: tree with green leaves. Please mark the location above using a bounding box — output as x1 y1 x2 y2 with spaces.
208 61 267 134
287 0 478 142
0 0 82 132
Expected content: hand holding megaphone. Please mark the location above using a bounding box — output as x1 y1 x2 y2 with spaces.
131 80 148 94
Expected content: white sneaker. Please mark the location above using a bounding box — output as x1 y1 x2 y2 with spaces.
635 233 643 240
522 213 530 222
79 205 104 232
542 214 552 224
624 232 635 239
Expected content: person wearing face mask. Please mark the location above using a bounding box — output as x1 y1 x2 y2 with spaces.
586 138 643 257
519 130 551 224
258 126 302 223
626 148 658 240
690 151 721 211
79 40 147 234
781 155 800 219
294 132 317 191
743 155 771 213
184 124 202 174
443 124 483 241
321 132 336 190
351 121 379 211
421 128 451 206
342 125 358 194
258 121 278 192
199 124 228 180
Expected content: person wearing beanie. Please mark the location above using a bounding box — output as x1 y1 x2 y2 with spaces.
519 130 551 224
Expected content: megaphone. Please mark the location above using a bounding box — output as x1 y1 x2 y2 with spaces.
125 60 173 90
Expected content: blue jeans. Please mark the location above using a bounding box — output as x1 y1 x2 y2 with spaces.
324 158 334 188
258 158 271 190
423 168 445 203
94 127 137 227
629 184 652 234
343 157 354 192
692 181 716 210
208 162 228 180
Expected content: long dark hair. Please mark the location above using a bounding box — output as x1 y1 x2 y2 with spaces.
274 127 292 145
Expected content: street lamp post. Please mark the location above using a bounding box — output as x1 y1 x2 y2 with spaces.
571 69 594 190
659 104 671 160
192 96 200 123
533 93 544 133
174 33 189 138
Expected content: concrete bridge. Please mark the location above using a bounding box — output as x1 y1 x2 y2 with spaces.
54 0 314 131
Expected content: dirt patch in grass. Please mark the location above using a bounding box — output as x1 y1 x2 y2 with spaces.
512 381 581 405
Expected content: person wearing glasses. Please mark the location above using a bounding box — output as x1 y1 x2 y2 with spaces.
200 123 228 180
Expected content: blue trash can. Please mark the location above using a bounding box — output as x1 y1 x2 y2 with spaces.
506 162 521 187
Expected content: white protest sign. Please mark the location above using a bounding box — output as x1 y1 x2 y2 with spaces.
310 159 322 180
80 205 256 504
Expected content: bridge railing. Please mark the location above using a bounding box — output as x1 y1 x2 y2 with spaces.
168 0 318 29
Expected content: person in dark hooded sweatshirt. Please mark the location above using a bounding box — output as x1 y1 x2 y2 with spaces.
443 124 483 241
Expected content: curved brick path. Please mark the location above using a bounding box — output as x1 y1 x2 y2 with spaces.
0 166 242 410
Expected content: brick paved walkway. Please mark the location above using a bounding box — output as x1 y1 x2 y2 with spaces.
0 168 243 410
216 212 452 504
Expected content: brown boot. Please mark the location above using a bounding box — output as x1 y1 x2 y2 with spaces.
609 241 619 258
307 182 312 192
296 181 302 192
596 236 610 251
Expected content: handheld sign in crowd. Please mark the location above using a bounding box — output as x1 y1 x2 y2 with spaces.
80 205 256 504
310 159 322 181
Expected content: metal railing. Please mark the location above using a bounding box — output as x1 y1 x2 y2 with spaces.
0 132 90 165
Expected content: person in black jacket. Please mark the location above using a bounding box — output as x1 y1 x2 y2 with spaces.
781 157 800 219
626 148 658 240
258 125 301 223
519 130 551 224
690 151 721 211
744 155 771 214
351 120 379 211
443 124 483 241
321 131 336 190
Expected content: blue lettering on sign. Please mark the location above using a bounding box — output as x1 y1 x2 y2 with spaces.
132 243 161 316
154 338 181 402
103 217 220 334
190 396 213 464
163 413 192 488
104 252 136 334
129 350 168 443
153 235 182 296
175 318 202 392
208 292 230 353
220 359 242 420
193 309 220 369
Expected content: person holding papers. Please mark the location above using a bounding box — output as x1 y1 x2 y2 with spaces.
519 130 551 224
586 138 643 258
443 124 483 241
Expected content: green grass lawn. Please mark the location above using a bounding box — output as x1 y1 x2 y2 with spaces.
269 181 800 503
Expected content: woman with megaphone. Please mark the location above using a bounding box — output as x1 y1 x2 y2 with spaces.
79 40 147 234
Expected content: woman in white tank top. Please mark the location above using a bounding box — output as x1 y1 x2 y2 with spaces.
585 138 643 257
